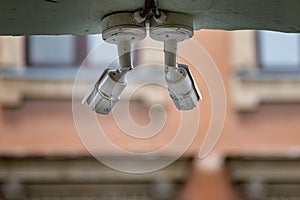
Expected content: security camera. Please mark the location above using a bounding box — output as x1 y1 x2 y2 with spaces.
150 12 202 110
82 13 146 115
83 12 201 114
165 64 201 110
82 68 128 115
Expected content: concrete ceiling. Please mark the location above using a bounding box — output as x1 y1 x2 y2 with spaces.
0 0 299 35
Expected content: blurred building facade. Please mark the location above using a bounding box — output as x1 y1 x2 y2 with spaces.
0 30 300 199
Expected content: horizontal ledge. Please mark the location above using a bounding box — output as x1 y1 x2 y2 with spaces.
1 66 94 81
235 68 300 81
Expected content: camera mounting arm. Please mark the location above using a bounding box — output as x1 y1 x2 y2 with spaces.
150 12 202 110
82 13 146 115
101 12 147 70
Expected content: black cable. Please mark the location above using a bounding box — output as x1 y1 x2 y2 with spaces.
152 0 160 18
140 0 159 18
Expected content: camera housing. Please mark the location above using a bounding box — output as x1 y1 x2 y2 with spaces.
82 69 128 115
165 64 201 110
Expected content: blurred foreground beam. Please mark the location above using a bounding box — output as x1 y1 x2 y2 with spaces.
227 156 300 200
0 156 192 199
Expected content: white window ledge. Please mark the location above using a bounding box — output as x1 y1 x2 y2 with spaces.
232 69 300 111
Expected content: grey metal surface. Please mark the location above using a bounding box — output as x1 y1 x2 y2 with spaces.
0 0 299 35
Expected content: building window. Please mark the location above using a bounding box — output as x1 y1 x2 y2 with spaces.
257 31 300 71
232 31 300 111
26 35 86 66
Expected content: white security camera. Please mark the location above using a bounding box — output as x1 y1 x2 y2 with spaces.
150 12 202 110
82 68 128 115
83 12 201 114
165 64 201 110
82 13 146 114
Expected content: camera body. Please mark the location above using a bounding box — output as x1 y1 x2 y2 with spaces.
165 64 201 110
82 69 128 115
